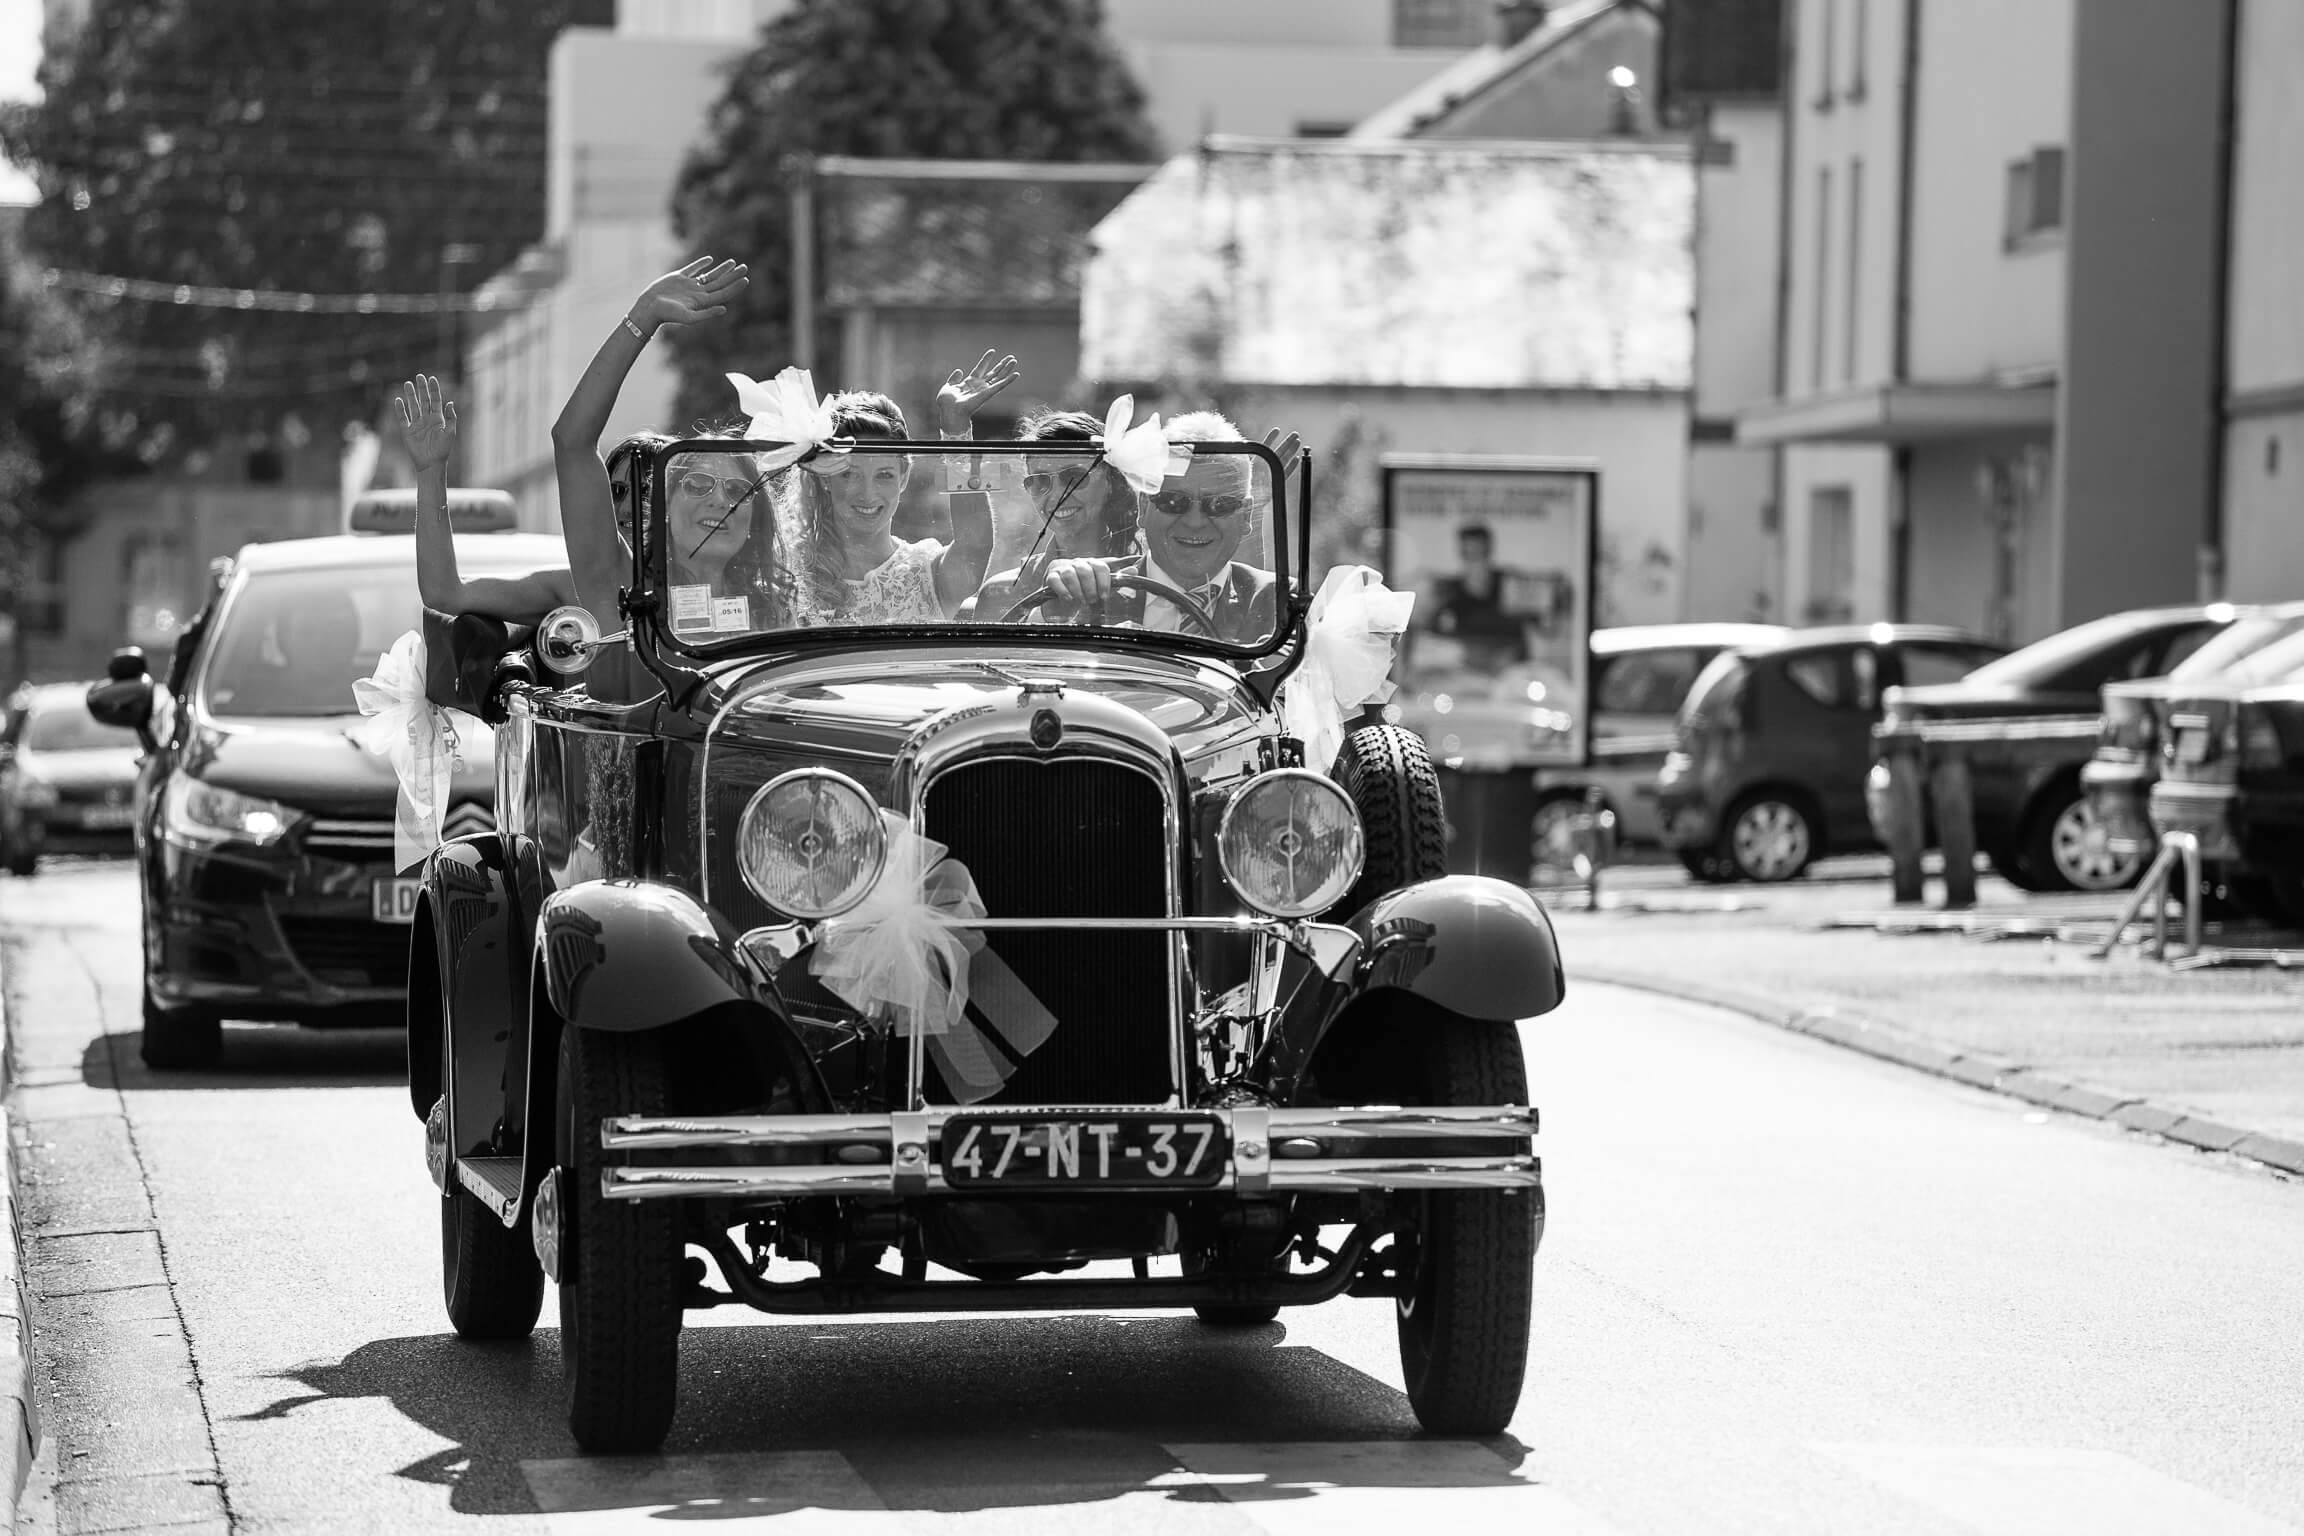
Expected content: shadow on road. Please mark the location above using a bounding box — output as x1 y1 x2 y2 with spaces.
253 1317 1530 1517
80 1026 406 1091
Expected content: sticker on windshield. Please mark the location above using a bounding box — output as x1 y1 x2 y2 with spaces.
712 596 751 632
671 584 715 634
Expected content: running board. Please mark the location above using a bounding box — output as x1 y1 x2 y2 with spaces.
456 1156 523 1222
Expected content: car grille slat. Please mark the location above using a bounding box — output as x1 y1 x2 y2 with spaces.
922 757 1173 1107
278 916 410 988
305 803 492 860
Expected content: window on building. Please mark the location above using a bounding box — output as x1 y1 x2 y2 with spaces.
2004 145 2067 248
1812 0 1837 109
1844 155 1864 384
1812 165 1834 391
1805 485 1856 624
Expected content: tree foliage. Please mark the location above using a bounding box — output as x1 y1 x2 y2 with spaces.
0 0 583 461
0 218 122 590
666 0 1158 429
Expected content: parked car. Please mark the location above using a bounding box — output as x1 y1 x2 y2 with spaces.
86 498 563 1068
0 682 145 874
1654 625 2007 881
2085 602 2304 871
2143 631 2304 925
1868 604 2235 891
412 435 1558 1454
1394 622 1791 863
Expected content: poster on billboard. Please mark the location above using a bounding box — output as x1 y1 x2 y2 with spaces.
1380 454 1598 768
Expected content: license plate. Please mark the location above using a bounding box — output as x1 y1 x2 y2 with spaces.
77 804 136 828
371 877 422 924
941 1114 1227 1190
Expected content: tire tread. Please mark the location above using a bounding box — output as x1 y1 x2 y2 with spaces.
1333 725 1448 913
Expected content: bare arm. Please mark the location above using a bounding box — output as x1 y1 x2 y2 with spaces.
550 257 749 630
401 375 575 622
927 352 1018 613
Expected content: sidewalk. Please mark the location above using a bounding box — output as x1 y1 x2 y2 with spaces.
1546 865 2304 1175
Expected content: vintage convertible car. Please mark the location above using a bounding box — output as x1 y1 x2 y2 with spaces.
412 435 1562 1453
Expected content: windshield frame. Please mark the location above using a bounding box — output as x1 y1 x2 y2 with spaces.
634 436 1300 670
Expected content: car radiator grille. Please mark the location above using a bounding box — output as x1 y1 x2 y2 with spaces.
279 916 410 988
920 756 1174 1107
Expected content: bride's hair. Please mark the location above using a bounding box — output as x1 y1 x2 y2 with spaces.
782 391 909 618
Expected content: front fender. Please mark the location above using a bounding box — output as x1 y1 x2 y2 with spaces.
414 834 533 1131
1350 875 1565 1022
536 880 756 1032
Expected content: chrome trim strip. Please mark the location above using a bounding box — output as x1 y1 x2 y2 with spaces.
599 1104 1537 1151
600 1156 1541 1201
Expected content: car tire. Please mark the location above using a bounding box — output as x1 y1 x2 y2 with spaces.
1192 1304 1281 1326
1330 725 1448 915
2018 788 2142 895
139 989 221 1071
1676 848 1738 884
5 843 37 877
1395 1012 1538 1437
557 1024 681 1455
1719 792 1816 883
439 1033 544 1341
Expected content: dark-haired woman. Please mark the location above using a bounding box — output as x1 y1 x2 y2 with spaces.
963 407 1141 620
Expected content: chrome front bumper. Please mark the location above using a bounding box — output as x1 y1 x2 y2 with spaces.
598 1105 1540 1200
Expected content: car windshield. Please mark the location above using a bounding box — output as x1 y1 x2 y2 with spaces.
640 440 1288 656
21 697 138 752
2229 628 2304 687
2169 611 2304 682
1959 611 2182 690
199 551 552 718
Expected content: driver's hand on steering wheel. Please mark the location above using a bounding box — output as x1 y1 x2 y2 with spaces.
1043 559 1119 619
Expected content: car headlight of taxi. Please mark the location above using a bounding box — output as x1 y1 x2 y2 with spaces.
737 768 887 919
162 776 299 847
1216 770 1364 919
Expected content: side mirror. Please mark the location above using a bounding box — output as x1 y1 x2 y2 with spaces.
106 646 150 683
86 676 156 747
535 606 627 676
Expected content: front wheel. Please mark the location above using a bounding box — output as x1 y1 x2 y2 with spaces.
2019 790 2143 894
1330 725 1448 916
1395 1014 1538 1436
557 1025 682 1454
1721 792 1816 883
140 988 221 1071
439 1018 543 1341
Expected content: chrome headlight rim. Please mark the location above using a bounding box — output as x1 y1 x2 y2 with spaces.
735 767 887 920
1215 767 1366 920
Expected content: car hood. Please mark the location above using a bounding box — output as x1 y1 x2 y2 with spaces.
1888 682 2103 719
703 647 1267 768
16 746 141 791
186 714 497 817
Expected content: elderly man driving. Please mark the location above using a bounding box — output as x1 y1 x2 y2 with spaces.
1030 410 1296 644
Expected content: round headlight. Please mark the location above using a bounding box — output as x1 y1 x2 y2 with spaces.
1216 770 1365 919
736 769 887 919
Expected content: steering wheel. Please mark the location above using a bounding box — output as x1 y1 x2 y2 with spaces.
990 571 1221 638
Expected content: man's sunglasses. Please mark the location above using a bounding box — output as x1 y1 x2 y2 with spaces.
1147 489 1250 520
673 469 764 505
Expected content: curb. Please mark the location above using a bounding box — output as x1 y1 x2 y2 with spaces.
0 942 36 1532
1574 963 2304 1180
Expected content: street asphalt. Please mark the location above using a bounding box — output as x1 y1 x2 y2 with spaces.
4 861 2304 1533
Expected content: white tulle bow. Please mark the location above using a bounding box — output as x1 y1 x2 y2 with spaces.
1099 394 1188 494
1281 565 1417 774
350 630 464 874
812 812 1056 1104
727 366 847 474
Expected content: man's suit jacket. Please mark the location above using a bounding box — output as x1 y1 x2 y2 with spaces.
1111 557 1277 643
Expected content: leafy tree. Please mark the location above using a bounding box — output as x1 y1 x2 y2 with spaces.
666 0 1157 429
0 218 121 606
0 0 585 460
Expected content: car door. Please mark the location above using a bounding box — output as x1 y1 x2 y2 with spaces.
1771 643 1885 849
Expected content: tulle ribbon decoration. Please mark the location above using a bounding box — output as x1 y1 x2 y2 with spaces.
350 630 465 874
726 366 848 475
1098 394 1190 494
811 811 1058 1104
1281 565 1418 774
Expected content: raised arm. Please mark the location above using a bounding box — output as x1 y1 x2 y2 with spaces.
928 351 1019 612
401 375 571 622
550 257 749 629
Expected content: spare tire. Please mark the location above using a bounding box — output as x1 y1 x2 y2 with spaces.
1329 724 1448 918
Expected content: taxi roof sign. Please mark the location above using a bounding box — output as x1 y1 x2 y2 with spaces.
346 487 519 535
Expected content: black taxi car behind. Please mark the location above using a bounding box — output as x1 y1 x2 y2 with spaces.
1 682 144 874
87 492 564 1068
412 436 1559 1454
1654 625 2006 881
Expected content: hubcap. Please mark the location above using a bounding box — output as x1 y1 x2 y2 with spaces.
2051 800 2140 891
424 1096 449 1193
531 1167 565 1281
1732 801 1810 881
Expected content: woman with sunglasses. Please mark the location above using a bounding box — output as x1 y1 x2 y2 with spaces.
962 407 1142 620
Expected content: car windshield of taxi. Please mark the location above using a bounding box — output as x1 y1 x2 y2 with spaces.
633 438 1291 661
